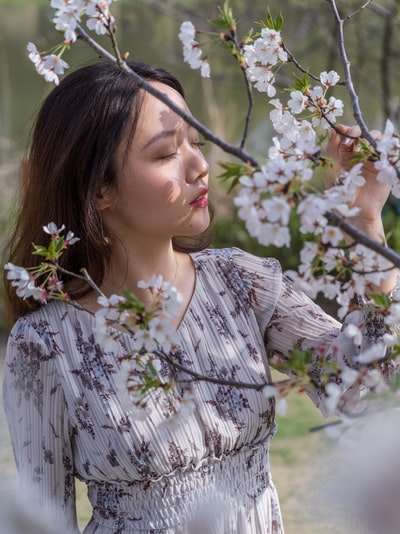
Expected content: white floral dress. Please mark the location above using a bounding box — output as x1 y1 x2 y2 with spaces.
2 248 387 533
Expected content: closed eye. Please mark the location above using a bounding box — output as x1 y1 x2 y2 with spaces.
192 141 205 149
158 152 177 160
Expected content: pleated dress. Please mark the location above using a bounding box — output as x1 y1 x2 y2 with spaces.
3 248 380 533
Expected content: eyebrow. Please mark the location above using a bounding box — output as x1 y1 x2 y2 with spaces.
142 129 177 150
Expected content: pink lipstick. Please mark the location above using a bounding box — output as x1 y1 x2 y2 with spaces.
190 188 209 208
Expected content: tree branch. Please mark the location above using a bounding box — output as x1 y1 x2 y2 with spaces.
326 211 400 268
326 0 377 148
344 0 373 22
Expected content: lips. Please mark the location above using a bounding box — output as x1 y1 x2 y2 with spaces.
190 187 209 208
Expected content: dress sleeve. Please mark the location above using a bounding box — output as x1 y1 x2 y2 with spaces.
2 316 79 532
264 274 391 415
229 248 391 416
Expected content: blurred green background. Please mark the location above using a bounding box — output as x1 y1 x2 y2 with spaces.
1 2 400 532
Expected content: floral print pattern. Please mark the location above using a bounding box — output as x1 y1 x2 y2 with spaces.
2 248 388 533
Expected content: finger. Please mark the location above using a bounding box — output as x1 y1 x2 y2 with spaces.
370 129 382 142
343 125 361 138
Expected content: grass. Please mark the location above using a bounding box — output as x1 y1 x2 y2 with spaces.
270 380 346 534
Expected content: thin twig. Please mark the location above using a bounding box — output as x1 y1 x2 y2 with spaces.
156 349 293 392
223 31 254 149
326 0 376 148
344 0 373 22
239 65 254 149
282 42 345 85
105 14 124 67
327 1 400 180
55 263 107 298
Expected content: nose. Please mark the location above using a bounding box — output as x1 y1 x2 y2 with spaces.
185 146 209 184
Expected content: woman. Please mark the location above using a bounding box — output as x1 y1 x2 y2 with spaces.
2 60 396 533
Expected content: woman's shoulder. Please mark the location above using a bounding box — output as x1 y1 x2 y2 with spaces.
8 300 82 340
190 246 282 275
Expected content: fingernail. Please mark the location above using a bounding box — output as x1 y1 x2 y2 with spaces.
343 138 352 146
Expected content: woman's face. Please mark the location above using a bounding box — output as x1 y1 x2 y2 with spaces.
100 82 210 245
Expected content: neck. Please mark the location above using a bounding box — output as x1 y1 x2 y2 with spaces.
102 239 180 300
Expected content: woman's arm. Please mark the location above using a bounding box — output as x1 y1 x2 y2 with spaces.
2 318 79 532
326 125 398 296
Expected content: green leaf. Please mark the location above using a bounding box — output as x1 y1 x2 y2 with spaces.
120 289 146 314
32 244 51 258
370 293 392 308
242 28 255 45
291 73 310 93
208 19 231 31
217 161 255 193
266 7 284 31
209 1 236 32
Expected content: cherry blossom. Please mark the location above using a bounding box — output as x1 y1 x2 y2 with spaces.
246 67 276 96
178 21 211 78
51 0 85 42
26 44 69 86
86 0 115 35
4 263 46 301
320 70 340 87
287 90 308 114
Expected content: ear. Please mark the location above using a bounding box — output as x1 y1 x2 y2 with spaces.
96 183 115 211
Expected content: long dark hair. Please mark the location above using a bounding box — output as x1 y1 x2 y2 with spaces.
3 61 213 324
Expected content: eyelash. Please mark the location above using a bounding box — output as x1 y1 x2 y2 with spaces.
159 141 205 161
193 141 205 148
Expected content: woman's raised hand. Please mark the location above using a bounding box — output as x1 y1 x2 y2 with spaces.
326 124 391 224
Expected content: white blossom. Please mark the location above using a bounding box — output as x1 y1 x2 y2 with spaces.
320 70 340 87
344 324 362 347
148 317 177 352
246 66 276 96
261 196 291 225
385 302 400 326
178 20 211 78
244 28 287 67
325 382 342 415
51 0 85 42
287 90 307 114
357 342 386 365
178 20 196 46
93 314 120 352
258 223 291 247
4 263 47 301
321 225 343 246
383 333 399 347
262 385 277 399
27 42 41 65
86 0 115 35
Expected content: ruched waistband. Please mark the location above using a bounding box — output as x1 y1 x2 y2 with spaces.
86 439 272 531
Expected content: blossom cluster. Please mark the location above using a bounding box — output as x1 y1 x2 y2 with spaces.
375 119 400 197
243 28 288 97
178 21 211 78
94 275 182 355
94 274 184 416
4 222 78 303
234 71 342 246
230 67 393 315
27 0 117 84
